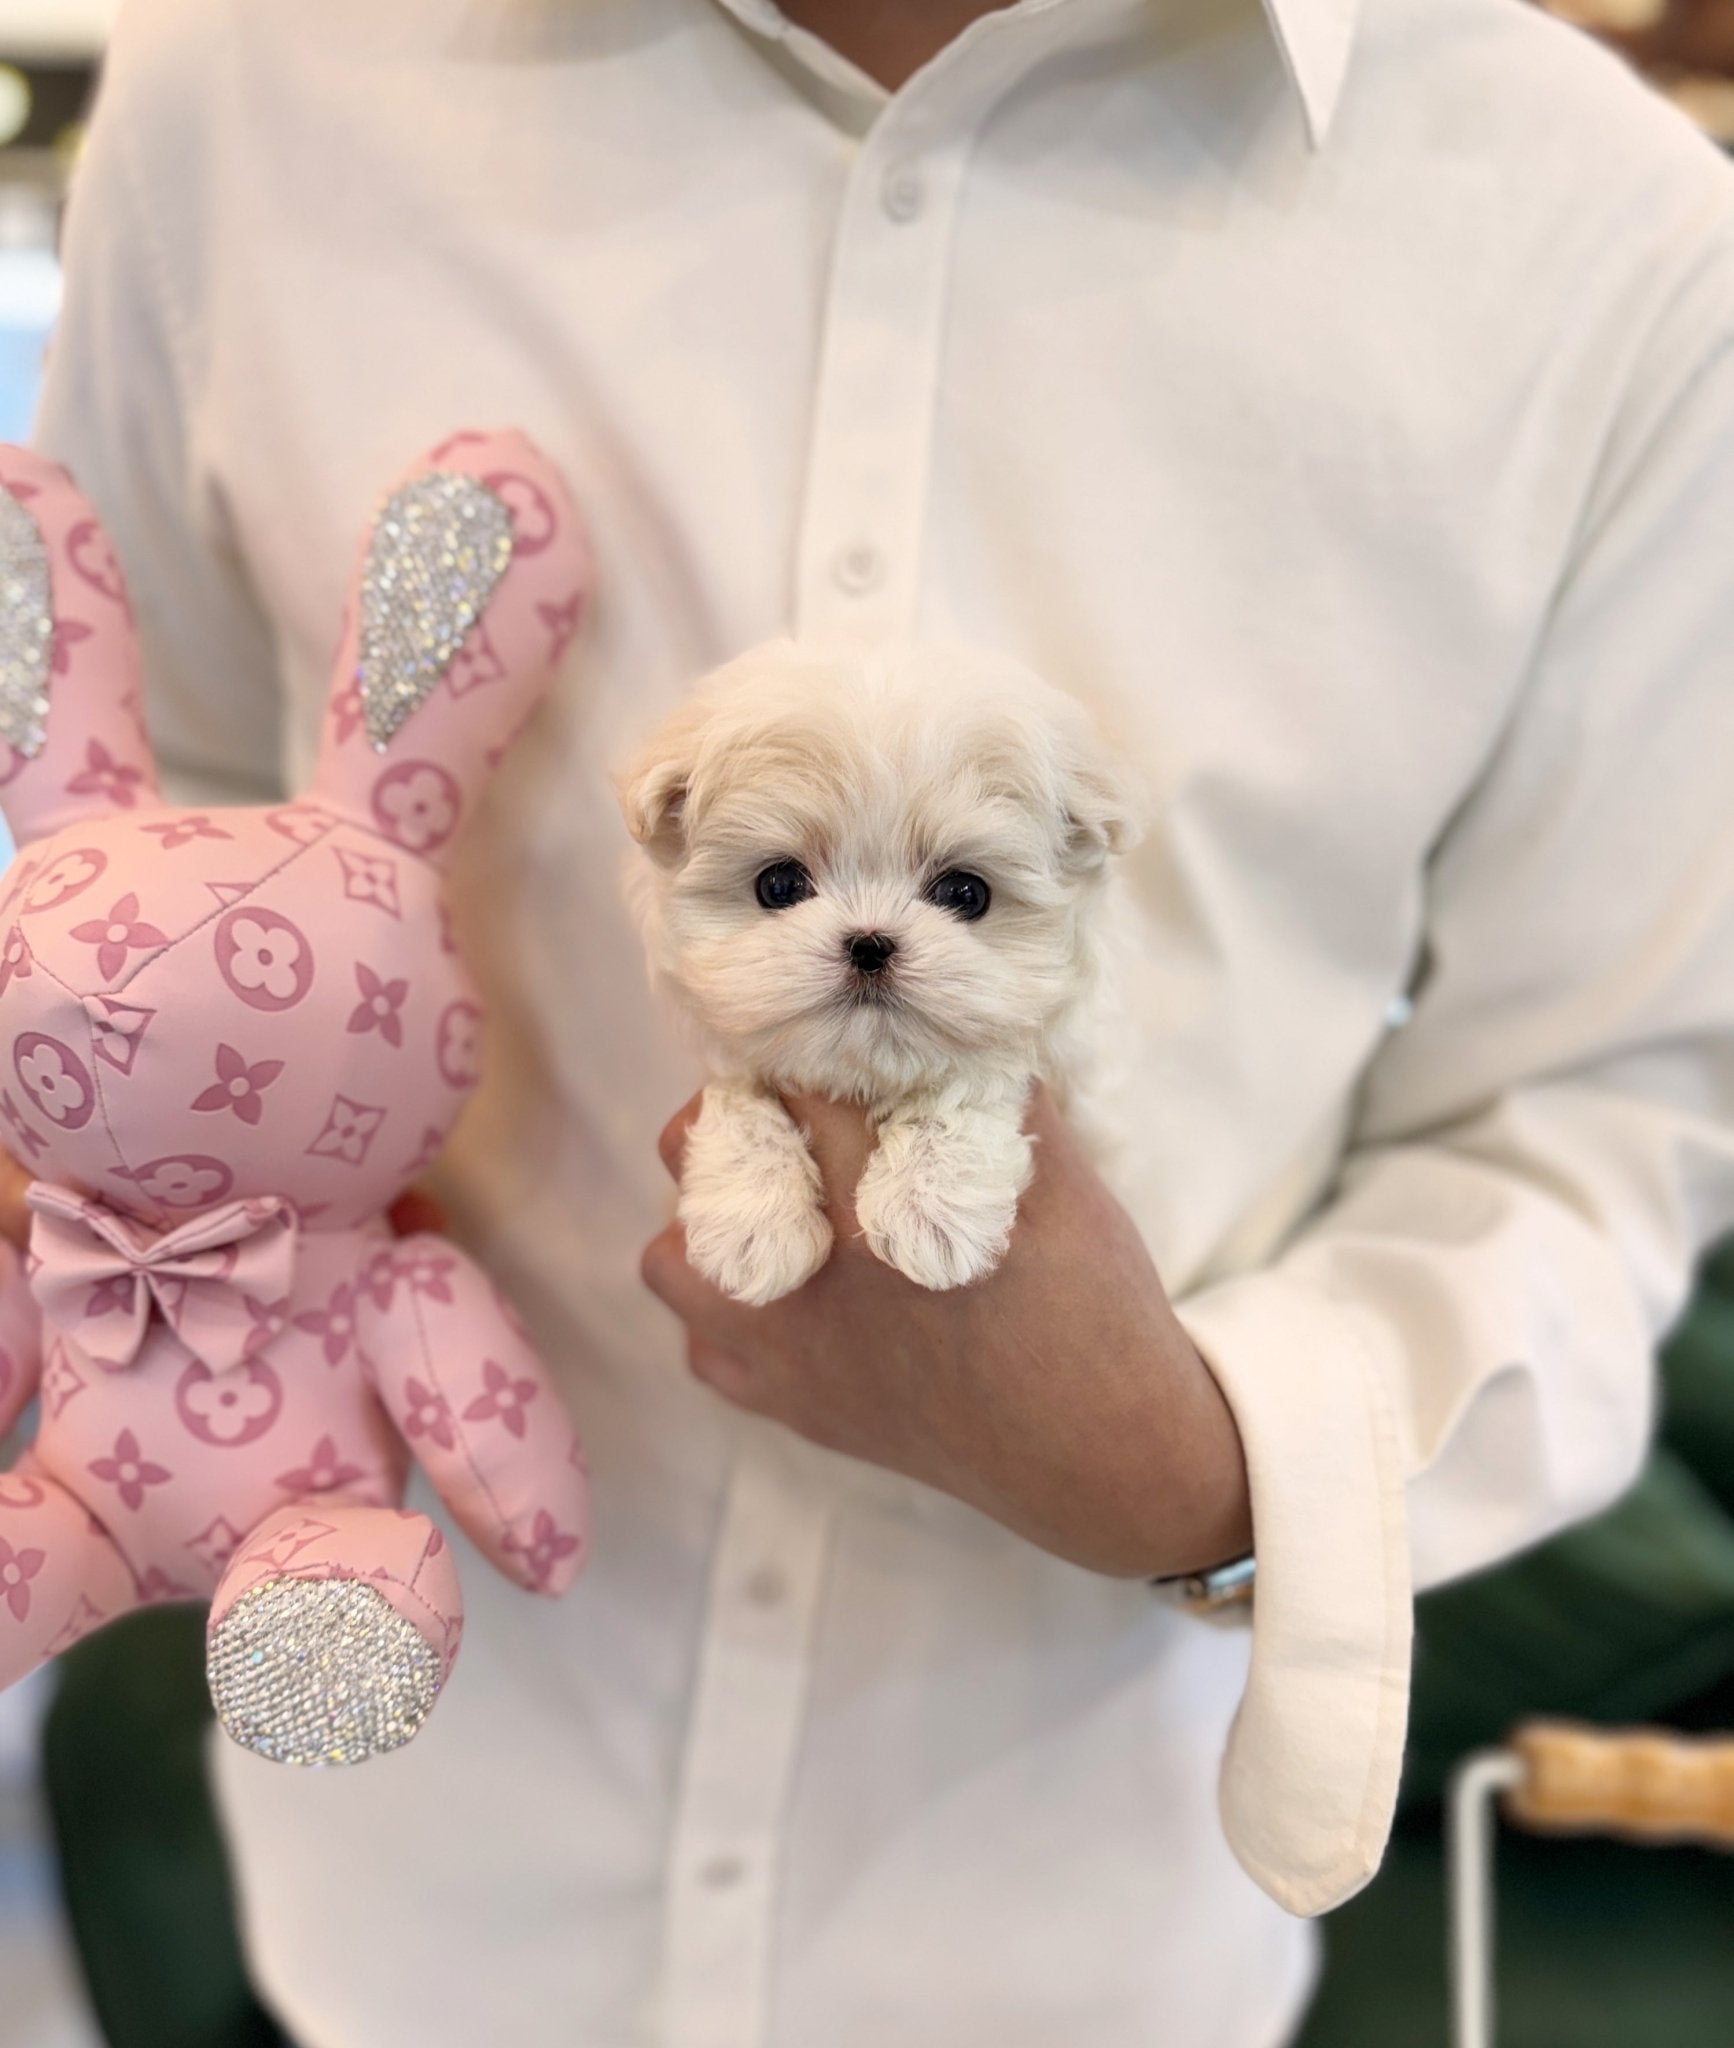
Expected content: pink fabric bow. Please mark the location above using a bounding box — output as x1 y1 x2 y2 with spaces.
25 1183 298 1376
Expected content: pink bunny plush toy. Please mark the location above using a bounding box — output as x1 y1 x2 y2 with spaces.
0 428 591 1766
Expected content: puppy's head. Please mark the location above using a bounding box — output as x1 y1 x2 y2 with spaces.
617 641 1140 1097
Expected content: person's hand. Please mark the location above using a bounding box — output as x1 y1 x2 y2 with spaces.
0 1147 28 1251
388 1186 449 1238
641 1085 1252 1578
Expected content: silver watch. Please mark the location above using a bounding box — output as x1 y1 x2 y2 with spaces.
1152 1552 1255 1624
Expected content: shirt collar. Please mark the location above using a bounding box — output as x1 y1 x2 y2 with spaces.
1257 0 1357 147
711 0 1359 150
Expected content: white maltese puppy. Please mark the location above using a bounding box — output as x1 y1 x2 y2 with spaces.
616 640 1139 1304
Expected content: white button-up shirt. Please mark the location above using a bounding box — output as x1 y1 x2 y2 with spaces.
35 0 1734 2041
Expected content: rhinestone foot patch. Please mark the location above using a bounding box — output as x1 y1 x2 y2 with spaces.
0 487 54 760
207 1575 441 1765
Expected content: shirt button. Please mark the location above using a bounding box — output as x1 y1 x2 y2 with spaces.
699 1852 746 1890
832 543 885 596
744 1565 788 1609
881 162 926 223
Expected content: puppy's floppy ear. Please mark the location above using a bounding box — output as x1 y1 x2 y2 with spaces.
1060 739 1146 876
614 696 706 867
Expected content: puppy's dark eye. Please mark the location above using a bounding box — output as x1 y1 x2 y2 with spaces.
926 870 991 921
755 859 815 911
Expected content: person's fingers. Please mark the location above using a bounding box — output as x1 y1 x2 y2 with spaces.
657 1094 705 1182
0 1148 31 1251
639 1221 766 1350
389 1185 449 1239
685 1332 758 1405
781 1092 874 1228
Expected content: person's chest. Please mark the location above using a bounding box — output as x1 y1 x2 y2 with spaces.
179 0 1680 1286
198 0 1631 858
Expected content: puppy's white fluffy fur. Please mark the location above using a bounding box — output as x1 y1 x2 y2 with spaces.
617 640 1140 1303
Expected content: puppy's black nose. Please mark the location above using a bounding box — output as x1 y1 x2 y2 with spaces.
847 933 897 975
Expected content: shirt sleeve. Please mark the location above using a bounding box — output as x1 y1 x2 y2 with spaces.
1173 223 1734 1919
31 19 284 808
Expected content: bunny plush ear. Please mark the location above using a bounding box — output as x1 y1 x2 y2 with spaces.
310 430 591 866
0 446 161 848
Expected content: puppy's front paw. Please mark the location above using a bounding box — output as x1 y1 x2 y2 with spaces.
854 1116 1027 1291
682 1189 833 1305
679 1086 833 1305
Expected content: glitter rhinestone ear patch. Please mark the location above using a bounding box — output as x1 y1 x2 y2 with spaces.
207 1574 441 1765
0 486 55 760
357 471 515 752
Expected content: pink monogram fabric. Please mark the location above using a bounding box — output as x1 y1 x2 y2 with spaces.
0 430 593 1755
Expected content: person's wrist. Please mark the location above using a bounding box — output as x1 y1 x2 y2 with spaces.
1100 1333 1253 1581
970 1325 1250 1582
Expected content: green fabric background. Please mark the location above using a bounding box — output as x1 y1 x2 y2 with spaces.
1299 1236 1734 2047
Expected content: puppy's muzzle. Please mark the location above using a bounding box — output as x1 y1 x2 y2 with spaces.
846 933 897 976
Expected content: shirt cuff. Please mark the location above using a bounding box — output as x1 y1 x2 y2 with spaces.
1174 1269 1413 1918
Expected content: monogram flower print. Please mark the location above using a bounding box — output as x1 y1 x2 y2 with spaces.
538 591 585 665
184 1515 245 1575
39 1343 85 1419
371 761 460 856
0 1537 45 1622
139 814 232 851
0 926 29 994
122 1155 234 1209
175 1359 283 1448
87 998 154 1074
463 1359 539 1440
307 1094 387 1168
502 1510 582 1591
42 1597 108 1660
0 1091 43 1159
274 1435 366 1496
69 891 167 980
85 1271 135 1319
137 1565 196 1604
13 1035 94 1130
243 1295 292 1359
64 738 146 808
192 1043 285 1126
215 908 314 1011
348 963 408 1046
265 804 337 847
23 847 104 912
400 1378 455 1453
445 624 506 698
484 469 557 554
294 1282 359 1366
330 680 364 746
362 1248 456 1314
333 844 400 917
65 516 129 605
87 1429 172 1511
